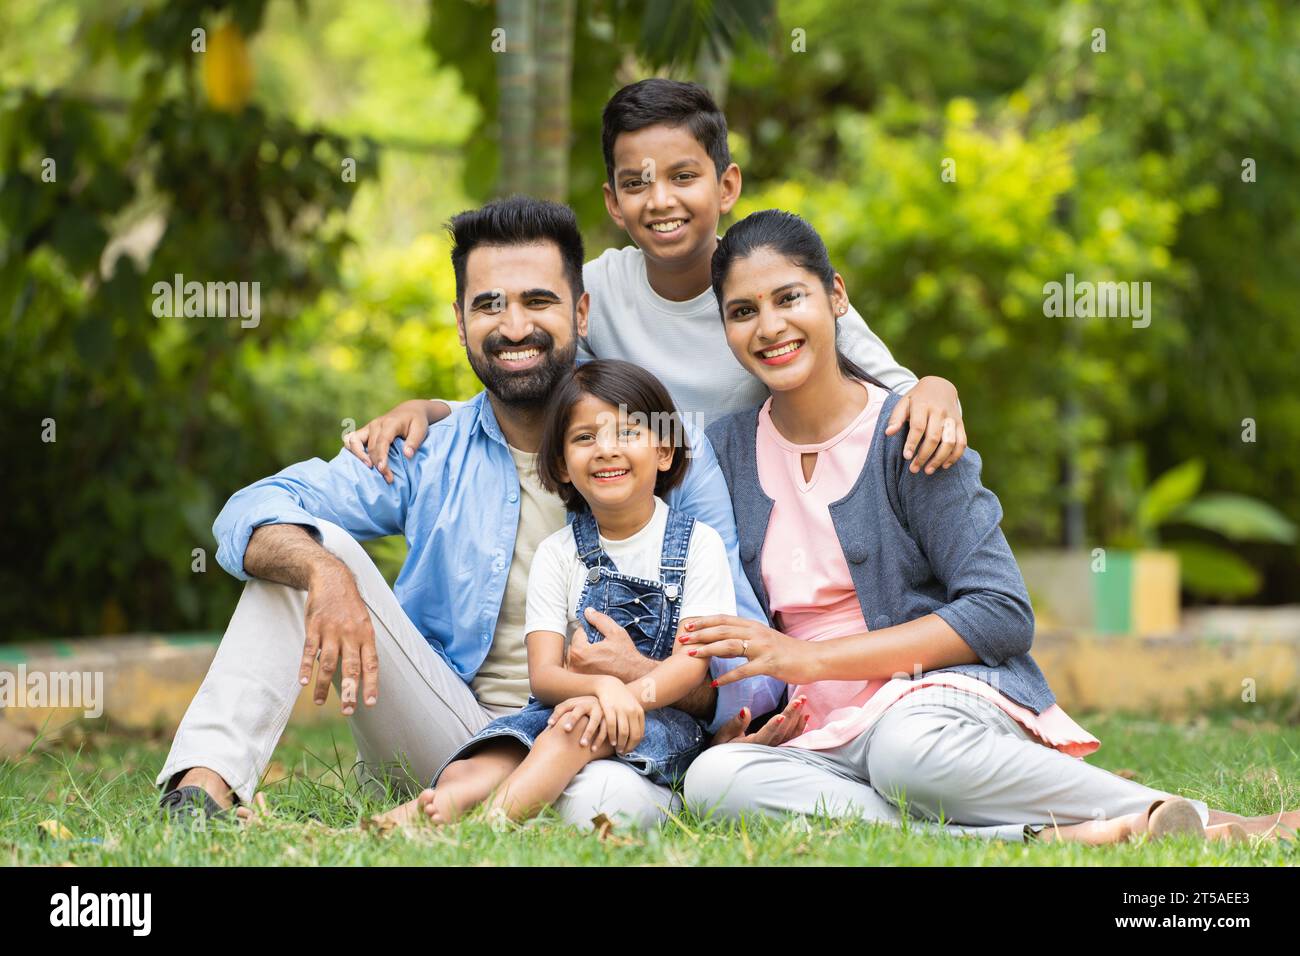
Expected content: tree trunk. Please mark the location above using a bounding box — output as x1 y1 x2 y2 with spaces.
496 0 537 196
532 0 575 201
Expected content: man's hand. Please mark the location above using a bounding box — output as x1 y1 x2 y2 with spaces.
300 566 380 716
883 375 967 475
344 399 448 484
565 607 647 681
710 695 810 747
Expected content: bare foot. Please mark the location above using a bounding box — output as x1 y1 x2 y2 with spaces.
367 789 441 830
1037 798 1206 845
1205 822 1249 843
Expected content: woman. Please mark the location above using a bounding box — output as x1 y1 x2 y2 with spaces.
679 209 1297 844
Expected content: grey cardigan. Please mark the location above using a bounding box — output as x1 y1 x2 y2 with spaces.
705 390 1056 714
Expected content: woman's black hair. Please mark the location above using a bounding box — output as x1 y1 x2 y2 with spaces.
536 359 689 512
711 209 887 388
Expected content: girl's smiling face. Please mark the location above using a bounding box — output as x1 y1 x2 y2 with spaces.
558 394 675 512
720 246 849 394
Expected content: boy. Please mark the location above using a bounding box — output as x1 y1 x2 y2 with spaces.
347 79 967 476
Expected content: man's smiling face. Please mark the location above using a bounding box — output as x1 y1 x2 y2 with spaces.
454 241 589 406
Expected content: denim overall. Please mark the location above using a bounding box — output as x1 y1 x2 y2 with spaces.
434 506 709 788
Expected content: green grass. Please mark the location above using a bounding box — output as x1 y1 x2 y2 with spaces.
3 708 1298 866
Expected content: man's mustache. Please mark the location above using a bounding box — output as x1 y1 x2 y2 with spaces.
482 333 553 357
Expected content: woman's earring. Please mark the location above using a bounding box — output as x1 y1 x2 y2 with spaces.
837 306 847 315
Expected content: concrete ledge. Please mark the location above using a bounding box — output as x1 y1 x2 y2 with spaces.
2 624 1298 756
0 634 336 755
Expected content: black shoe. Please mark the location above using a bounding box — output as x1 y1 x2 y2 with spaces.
159 785 233 823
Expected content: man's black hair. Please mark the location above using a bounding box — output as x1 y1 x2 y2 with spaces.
448 195 585 306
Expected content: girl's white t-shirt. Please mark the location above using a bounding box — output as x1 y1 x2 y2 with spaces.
525 496 737 639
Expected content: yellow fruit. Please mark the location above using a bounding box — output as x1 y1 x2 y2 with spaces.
202 23 254 112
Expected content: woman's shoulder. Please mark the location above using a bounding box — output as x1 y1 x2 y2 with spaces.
703 403 763 451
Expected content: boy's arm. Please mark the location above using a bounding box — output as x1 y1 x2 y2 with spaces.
839 301 968 474
214 441 419 581
344 398 465 483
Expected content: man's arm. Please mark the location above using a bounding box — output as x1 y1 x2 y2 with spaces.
239 523 382 716
213 439 419 581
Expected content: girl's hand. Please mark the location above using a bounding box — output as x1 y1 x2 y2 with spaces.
679 616 822 687
595 676 645 755
548 696 606 750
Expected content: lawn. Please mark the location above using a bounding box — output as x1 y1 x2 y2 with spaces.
3 707 1298 866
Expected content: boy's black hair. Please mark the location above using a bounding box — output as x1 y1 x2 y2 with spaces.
601 79 731 187
447 195 585 307
537 359 689 512
711 209 888 388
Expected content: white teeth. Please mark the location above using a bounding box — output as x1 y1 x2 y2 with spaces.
498 348 540 361
760 341 803 359
649 220 685 232
594 469 628 478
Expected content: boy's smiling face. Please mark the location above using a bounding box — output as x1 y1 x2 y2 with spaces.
603 123 741 270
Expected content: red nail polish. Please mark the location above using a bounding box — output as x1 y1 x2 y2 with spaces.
710 680 719 688
687 650 696 657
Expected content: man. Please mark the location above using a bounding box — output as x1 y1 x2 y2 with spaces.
156 196 795 829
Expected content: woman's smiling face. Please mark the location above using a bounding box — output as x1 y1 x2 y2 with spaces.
719 246 849 393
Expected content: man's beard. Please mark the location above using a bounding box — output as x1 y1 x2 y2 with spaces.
468 328 577 408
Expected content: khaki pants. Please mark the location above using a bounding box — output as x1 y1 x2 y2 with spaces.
683 684 1208 841
157 520 679 829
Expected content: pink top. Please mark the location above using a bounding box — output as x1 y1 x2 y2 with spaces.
756 380 1098 758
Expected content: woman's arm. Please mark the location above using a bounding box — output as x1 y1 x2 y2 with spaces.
681 444 1033 686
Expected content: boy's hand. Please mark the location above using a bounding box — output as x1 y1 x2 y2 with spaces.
344 399 448 484
884 375 967 475
595 676 645 755
548 696 606 750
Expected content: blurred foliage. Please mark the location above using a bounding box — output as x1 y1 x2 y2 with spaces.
0 0 1297 641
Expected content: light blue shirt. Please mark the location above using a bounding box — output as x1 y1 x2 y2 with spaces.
213 390 783 733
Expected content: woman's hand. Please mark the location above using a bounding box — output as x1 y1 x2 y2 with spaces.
594 676 645 754
343 399 447 483
710 694 810 748
883 375 968 475
679 616 822 687
548 696 606 750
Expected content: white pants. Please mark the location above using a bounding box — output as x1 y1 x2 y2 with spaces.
157 521 679 829
683 684 1208 841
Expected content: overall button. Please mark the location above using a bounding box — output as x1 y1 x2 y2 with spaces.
663 583 679 601
586 567 602 584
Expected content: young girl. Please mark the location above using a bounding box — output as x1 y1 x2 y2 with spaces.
377 359 736 826
680 209 1299 844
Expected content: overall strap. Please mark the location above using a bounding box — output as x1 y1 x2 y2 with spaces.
571 509 609 570
658 507 695 602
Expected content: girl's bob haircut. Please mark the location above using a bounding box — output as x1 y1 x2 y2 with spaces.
537 359 689 512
